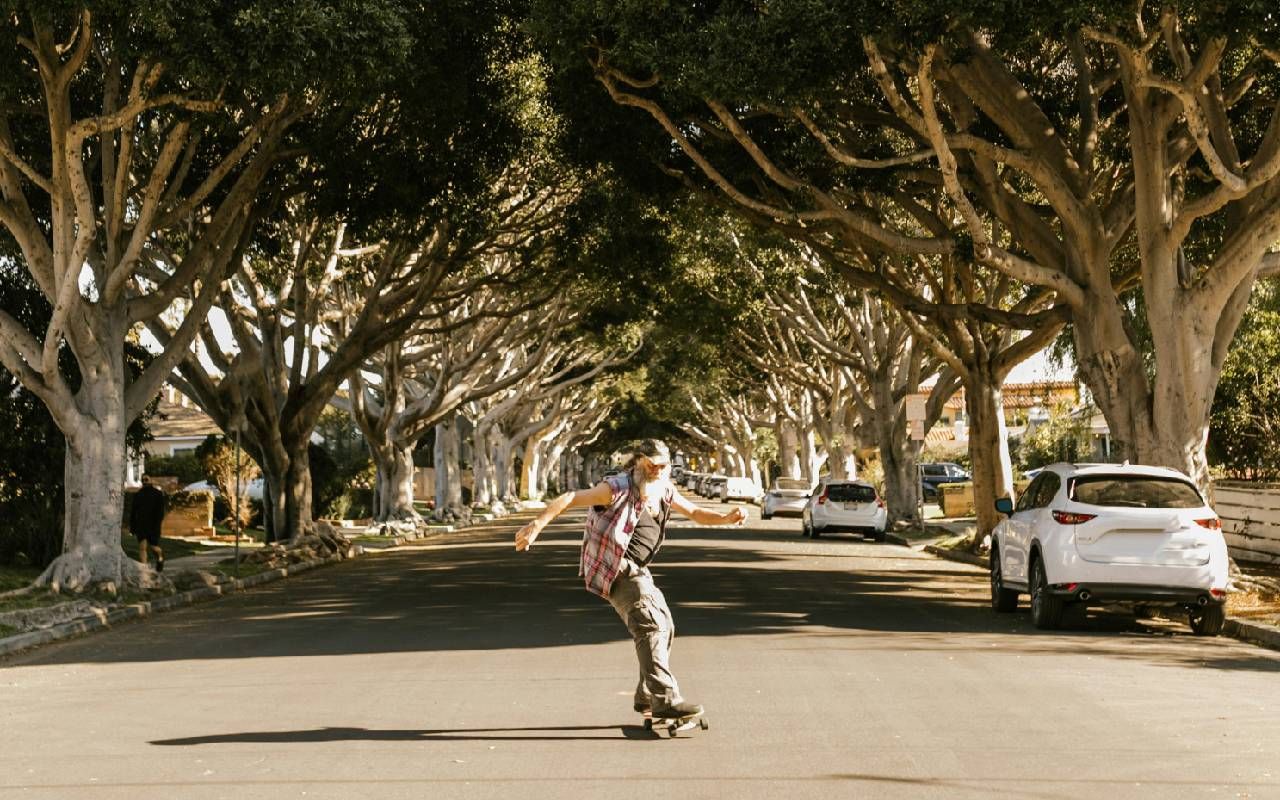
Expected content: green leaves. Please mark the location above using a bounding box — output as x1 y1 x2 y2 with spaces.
1210 278 1280 480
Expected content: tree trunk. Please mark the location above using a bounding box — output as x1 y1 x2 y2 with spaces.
495 435 516 501
520 436 543 500
800 428 821 483
1072 296 1154 467
1074 303 1221 486
38 391 153 592
433 417 465 518
870 401 919 527
777 418 802 479
283 442 314 540
379 444 418 522
966 378 1015 545
472 425 494 508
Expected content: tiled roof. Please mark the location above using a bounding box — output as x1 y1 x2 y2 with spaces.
150 395 222 440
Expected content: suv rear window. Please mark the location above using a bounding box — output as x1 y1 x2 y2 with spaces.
774 478 808 491
1069 476 1204 509
826 484 877 503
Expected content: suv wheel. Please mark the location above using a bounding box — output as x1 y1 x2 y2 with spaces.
1029 558 1064 629
1188 603 1225 636
990 548 1018 613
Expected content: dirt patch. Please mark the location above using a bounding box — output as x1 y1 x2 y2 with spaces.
1228 561 1280 627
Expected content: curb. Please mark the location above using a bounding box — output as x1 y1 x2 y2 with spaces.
0 508 524 659
1224 618 1280 650
922 544 989 568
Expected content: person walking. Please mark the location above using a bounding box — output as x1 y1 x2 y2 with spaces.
515 439 746 719
130 475 167 572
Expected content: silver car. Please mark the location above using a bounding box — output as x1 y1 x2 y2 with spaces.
762 477 810 519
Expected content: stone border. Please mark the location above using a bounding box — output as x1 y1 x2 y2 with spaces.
913 539 1280 652
0 506 527 660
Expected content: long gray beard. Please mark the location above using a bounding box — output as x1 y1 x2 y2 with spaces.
630 467 660 501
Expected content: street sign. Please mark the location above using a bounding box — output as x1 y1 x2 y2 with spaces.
906 393 928 422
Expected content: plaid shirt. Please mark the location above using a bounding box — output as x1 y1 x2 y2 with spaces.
580 472 674 598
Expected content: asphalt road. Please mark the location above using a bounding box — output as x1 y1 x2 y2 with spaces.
3 500 1279 800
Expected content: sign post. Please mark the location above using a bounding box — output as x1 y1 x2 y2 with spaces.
906 394 928 523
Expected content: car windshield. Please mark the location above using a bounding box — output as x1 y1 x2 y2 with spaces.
774 478 808 491
1069 476 1204 509
826 484 877 503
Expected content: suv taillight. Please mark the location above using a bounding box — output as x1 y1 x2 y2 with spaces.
1194 517 1222 530
817 490 828 505
1052 510 1097 525
876 496 885 508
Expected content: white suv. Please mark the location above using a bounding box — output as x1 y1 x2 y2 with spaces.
990 463 1230 634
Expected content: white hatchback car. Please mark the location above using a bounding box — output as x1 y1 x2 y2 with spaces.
801 479 888 542
720 476 762 503
762 477 811 519
990 463 1230 634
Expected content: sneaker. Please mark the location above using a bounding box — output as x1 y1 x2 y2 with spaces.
633 701 652 715
652 701 702 719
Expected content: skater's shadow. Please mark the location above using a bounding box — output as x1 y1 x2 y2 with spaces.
151 724 663 744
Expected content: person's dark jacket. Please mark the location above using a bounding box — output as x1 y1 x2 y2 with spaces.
130 484 167 541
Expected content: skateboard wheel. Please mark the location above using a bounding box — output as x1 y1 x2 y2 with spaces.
700 719 709 730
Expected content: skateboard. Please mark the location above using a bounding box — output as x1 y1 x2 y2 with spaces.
642 710 710 738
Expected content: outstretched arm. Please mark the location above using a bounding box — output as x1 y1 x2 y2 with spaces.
670 491 747 526
514 481 613 551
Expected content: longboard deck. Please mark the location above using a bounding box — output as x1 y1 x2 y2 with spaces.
642 711 710 737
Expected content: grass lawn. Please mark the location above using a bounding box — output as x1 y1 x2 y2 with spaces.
119 533 218 561
0 565 43 594
212 524 268 542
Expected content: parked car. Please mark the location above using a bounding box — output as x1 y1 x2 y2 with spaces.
989 462 1229 634
762 478 811 519
704 475 728 499
182 478 264 501
801 479 888 541
696 474 719 497
720 476 762 503
684 472 702 491
920 462 970 501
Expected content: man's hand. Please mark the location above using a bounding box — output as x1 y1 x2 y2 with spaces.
725 507 748 526
515 521 541 551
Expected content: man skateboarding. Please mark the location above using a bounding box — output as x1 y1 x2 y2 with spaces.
515 439 746 722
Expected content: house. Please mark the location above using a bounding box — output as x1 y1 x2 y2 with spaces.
145 386 223 458
922 380 1082 444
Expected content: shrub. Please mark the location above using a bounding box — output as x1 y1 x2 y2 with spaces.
1015 403 1091 471
144 453 207 486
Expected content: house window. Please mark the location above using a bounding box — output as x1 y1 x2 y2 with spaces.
170 446 196 457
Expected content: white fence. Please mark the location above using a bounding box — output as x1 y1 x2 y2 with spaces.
1212 481 1280 565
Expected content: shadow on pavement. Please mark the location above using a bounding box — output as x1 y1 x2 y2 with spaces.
9 515 1279 674
151 724 662 744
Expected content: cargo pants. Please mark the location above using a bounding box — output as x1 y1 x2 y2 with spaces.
607 559 682 712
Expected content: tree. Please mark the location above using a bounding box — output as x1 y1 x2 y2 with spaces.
534 0 1280 494
156 1 545 542
1209 278 1280 479
0 2 411 590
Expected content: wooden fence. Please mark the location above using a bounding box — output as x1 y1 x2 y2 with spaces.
1212 481 1280 565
